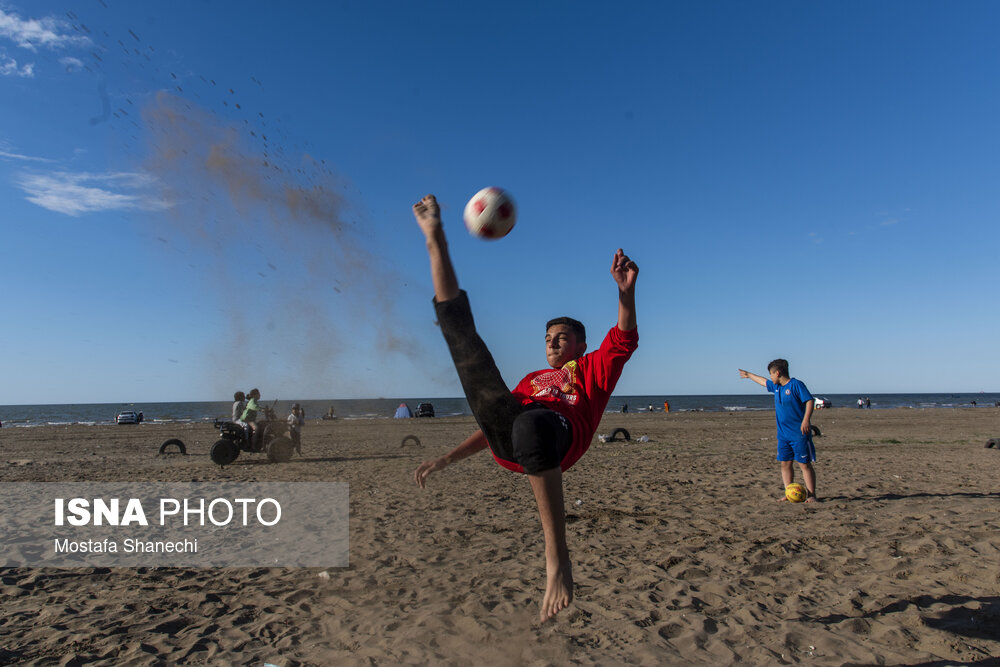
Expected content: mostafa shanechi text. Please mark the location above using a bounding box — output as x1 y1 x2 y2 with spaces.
53 537 199 553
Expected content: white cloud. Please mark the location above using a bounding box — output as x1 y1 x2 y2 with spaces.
15 170 173 216
0 8 90 51
0 148 53 162
0 52 32 76
59 56 83 72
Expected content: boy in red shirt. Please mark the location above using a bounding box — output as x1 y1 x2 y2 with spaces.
412 194 639 621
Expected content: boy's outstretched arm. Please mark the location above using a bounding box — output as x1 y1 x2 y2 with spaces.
739 369 768 387
610 248 638 332
414 430 489 489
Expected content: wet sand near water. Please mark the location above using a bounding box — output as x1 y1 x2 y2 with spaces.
2 408 999 665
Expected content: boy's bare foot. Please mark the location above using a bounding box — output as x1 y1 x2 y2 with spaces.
806 496 817 503
413 193 459 301
776 495 788 502
540 558 573 622
413 194 442 238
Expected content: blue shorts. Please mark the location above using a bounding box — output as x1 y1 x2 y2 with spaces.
777 435 816 463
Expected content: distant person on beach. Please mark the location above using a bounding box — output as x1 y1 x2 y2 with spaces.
232 391 246 423
738 360 817 502
410 194 639 622
865 396 871 409
857 397 864 409
287 403 305 455
621 403 629 414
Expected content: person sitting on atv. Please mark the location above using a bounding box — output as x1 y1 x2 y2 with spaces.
239 388 263 449
232 391 246 422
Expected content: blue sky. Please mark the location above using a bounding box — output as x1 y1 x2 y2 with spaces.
1 1 998 405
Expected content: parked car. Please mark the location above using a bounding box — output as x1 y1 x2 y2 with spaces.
115 409 143 424
814 397 832 410
414 402 435 418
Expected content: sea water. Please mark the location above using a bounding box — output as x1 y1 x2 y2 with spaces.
0 393 996 428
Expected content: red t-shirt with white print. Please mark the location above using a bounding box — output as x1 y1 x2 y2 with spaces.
491 325 638 473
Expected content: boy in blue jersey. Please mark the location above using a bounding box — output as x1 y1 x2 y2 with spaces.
739 359 817 502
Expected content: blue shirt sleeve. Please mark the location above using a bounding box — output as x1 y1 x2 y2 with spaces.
792 379 813 403
765 379 776 392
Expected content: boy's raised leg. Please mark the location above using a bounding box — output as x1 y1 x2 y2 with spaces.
414 193 573 621
413 194 459 302
529 467 573 621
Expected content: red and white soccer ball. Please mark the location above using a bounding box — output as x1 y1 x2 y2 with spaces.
463 187 517 240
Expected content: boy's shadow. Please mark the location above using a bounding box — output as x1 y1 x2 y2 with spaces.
810 594 1000 665
852 659 1000 667
234 454 405 466
823 491 1000 502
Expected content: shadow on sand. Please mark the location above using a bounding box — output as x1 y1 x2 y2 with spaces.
812 594 1000 666
823 491 1000 502
224 453 406 467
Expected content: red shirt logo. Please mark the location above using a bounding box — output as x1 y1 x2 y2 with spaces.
530 361 580 404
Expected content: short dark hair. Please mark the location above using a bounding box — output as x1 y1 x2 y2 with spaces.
767 359 789 378
545 316 586 343
234 391 245 401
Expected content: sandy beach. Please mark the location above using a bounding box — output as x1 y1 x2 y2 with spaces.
2 407 999 665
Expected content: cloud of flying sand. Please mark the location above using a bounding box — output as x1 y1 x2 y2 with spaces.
140 92 427 399
2 2 449 401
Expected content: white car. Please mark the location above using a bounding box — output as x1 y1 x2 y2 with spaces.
115 410 143 424
814 397 832 410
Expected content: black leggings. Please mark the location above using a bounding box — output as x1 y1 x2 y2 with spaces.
435 291 571 473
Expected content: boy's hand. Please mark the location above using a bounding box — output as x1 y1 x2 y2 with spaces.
738 369 768 387
414 456 449 489
800 420 811 435
610 248 638 293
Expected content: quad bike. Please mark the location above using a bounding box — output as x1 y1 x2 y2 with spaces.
210 404 294 466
